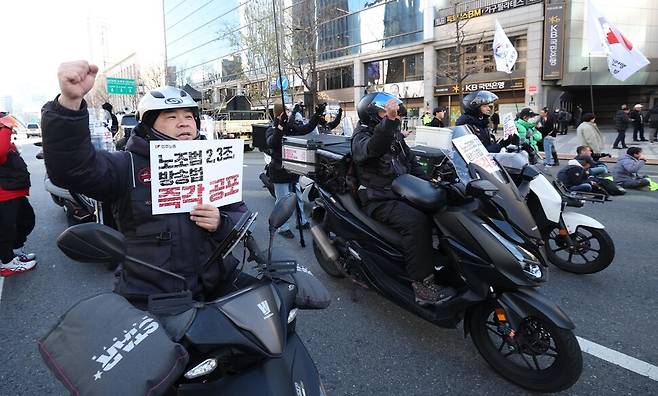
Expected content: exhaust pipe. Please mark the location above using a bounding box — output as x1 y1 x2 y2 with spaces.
310 222 339 263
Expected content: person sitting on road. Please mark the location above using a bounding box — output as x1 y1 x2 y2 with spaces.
576 145 609 176
557 155 597 193
612 147 650 190
456 91 500 152
351 92 456 306
266 102 322 238
42 61 248 305
0 112 37 277
427 107 446 128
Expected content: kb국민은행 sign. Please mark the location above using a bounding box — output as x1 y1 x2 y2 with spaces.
149 139 244 215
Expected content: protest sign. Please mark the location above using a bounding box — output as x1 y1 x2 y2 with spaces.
502 112 518 139
149 139 244 215
452 134 501 174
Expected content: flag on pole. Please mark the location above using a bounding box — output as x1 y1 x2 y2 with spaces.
587 0 650 81
492 20 518 74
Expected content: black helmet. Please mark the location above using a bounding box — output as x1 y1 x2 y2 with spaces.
462 90 498 115
357 92 405 126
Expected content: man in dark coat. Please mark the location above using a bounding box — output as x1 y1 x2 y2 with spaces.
351 92 456 306
265 102 322 238
629 104 647 142
42 61 247 304
427 107 446 128
613 104 631 149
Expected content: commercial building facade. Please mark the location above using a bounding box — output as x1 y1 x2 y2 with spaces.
164 0 658 124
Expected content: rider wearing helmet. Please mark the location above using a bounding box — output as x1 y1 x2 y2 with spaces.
42 61 247 304
456 90 500 152
351 92 456 306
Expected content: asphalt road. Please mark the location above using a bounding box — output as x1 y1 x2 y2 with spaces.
1 142 657 395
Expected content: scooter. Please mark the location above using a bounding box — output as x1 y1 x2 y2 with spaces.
49 193 329 395
302 126 582 392
493 151 615 274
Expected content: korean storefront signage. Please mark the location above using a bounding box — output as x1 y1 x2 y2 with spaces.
542 1 567 80
434 0 543 26
434 78 525 96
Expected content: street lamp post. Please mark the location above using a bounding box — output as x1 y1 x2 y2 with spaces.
581 54 595 113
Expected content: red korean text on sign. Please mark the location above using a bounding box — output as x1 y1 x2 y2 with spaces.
158 187 182 209
181 184 204 205
209 174 240 202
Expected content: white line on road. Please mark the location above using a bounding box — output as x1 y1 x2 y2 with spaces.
578 336 658 382
0 277 4 302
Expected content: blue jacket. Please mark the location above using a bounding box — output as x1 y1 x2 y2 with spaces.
612 153 646 184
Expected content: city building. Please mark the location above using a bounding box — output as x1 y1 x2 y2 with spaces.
164 0 658 124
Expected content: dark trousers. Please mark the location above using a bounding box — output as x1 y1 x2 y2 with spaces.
613 130 627 148
633 125 645 140
620 178 650 189
0 197 35 263
559 121 569 135
367 200 434 281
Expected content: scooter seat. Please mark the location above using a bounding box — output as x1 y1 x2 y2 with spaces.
336 193 403 248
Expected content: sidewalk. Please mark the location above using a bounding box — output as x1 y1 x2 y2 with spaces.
552 126 658 164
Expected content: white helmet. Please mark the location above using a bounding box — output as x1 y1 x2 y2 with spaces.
137 86 200 129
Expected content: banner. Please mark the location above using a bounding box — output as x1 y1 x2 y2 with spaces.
587 0 650 81
453 134 501 175
542 1 566 80
493 20 518 74
149 139 244 215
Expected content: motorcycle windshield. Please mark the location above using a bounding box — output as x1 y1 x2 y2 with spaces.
448 126 541 240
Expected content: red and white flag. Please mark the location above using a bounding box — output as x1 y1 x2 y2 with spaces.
587 0 650 81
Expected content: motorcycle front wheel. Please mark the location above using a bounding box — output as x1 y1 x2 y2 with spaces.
469 302 582 393
544 225 615 274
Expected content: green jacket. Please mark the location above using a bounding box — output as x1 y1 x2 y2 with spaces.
515 119 542 151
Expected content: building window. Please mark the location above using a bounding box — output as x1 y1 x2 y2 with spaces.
364 53 424 86
436 36 527 84
319 65 354 91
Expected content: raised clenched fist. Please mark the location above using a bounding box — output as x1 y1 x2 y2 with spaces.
57 61 99 110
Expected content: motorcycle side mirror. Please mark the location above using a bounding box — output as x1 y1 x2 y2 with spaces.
269 193 297 231
466 179 499 199
57 223 126 264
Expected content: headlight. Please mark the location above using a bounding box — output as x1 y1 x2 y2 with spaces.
288 308 298 324
184 358 218 379
482 224 543 280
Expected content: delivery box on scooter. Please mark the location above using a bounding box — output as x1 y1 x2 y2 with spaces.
282 133 350 176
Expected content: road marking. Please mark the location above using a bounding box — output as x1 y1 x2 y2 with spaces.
0 277 4 302
578 336 658 382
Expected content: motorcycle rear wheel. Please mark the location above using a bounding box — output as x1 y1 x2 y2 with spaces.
544 225 615 274
312 240 344 278
469 302 582 393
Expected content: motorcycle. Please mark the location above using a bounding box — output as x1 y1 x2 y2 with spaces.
295 126 582 392
49 193 329 395
493 151 614 274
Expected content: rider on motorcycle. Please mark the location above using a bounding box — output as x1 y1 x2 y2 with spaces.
351 92 456 305
42 61 248 304
456 90 501 152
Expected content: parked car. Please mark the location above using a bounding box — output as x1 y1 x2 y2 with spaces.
114 113 137 142
26 123 42 138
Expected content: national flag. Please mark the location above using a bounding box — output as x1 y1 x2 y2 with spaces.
492 20 518 74
587 0 650 81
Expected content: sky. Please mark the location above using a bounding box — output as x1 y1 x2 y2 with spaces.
0 0 164 113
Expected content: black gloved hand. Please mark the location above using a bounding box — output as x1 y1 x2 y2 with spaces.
315 103 327 116
292 104 302 114
337 108 343 115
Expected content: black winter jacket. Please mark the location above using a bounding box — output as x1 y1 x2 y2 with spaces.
351 118 426 207
41 97 247 302
456 113 497 151
557 164 590 189
614 110 630 131
629 110 644 128
266 112 320 184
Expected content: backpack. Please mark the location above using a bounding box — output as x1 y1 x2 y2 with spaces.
0 150 31 190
